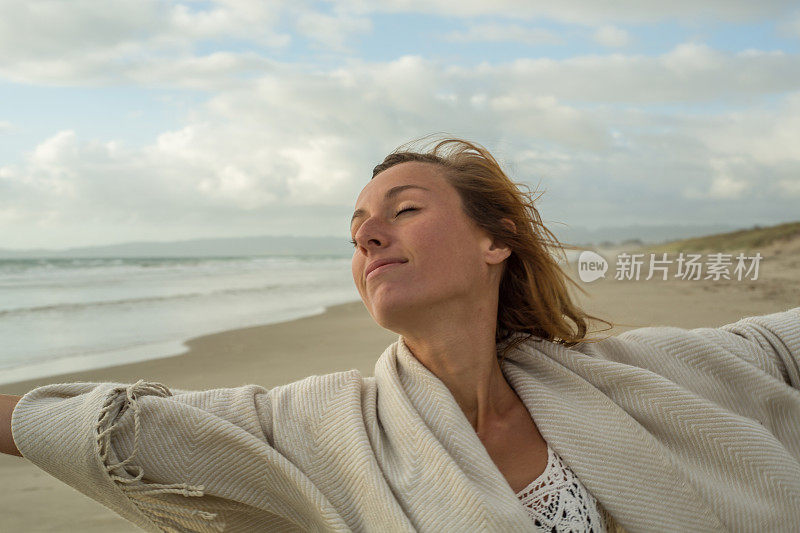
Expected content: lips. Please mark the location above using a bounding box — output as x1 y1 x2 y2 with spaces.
365 257 408 280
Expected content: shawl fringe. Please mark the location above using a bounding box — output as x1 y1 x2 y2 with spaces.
95 380 225 533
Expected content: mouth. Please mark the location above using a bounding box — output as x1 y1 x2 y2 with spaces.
365 258 408 281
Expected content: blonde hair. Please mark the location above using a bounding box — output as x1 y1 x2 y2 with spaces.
372 137 613 360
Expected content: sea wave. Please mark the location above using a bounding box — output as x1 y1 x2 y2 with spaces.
0 281 305 316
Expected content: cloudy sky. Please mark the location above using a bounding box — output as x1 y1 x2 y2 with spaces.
1 0 799 250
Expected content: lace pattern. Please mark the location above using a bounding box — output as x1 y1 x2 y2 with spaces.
516 445 606 533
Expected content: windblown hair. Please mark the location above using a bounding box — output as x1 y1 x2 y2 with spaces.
372 137 614 360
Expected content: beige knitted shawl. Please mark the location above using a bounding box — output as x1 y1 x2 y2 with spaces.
11 307 800 532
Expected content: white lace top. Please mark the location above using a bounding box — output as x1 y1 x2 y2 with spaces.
516 445 607 532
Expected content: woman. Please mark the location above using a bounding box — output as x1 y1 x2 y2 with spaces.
2 138 799 532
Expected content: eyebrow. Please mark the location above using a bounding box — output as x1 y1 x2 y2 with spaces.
350 185 430 227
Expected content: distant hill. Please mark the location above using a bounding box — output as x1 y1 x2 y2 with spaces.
0 235 353 259
549 223 740 248
634 221 800 254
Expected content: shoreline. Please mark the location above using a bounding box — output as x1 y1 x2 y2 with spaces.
0 254 360 391
0 300 397 396
0 338 189 388
0 300 357 388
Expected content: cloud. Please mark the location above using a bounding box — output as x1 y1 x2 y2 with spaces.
0 53 604 242
0 120 12 131
125 52 278 90
0 1 382 87
169 1 288 45
4 30 800 247
593 25 630 47
294 9 372 52
692 92 800 164
444 23 564 45
777 12 800 38
451 44 800 104
700 160 751 199
777 179 800 196
0 0 291 85
3 1 797 99
4 48 800 246
335 0 798 24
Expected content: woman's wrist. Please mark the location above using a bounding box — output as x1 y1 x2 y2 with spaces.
0 393 23 457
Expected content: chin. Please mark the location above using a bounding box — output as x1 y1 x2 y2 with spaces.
365 296 409 332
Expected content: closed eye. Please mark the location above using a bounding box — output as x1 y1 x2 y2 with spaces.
395 207 417 217
349 207 419 247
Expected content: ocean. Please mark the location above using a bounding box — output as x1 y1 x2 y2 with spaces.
0 256 360 385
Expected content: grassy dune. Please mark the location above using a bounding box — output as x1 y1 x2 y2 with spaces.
633 221 800 254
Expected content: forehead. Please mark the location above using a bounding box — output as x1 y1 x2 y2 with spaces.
356 161 449 205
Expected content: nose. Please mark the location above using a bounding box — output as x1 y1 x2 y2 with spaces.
353 216 387 252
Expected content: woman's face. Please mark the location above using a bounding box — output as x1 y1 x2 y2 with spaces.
350 161 506 334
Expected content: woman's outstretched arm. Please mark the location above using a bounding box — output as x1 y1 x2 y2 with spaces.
9 379 357 531
1 393 22 457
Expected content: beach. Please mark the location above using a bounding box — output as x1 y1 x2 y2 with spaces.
2 243 798 532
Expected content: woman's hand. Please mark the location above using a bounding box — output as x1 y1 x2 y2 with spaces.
1 393 23 457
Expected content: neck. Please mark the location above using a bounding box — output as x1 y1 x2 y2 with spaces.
400 301 517 433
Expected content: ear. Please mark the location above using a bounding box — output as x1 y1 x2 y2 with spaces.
484 218 515 265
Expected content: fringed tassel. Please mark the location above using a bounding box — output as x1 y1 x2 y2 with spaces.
95 380 224 532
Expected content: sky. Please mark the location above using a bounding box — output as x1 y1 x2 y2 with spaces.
1 0 799 250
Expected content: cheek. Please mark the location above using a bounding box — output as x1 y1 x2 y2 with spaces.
414 219 475 272
351 254 375 305
351 255 363 286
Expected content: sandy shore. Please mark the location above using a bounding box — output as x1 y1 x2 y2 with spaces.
2 244 798 532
